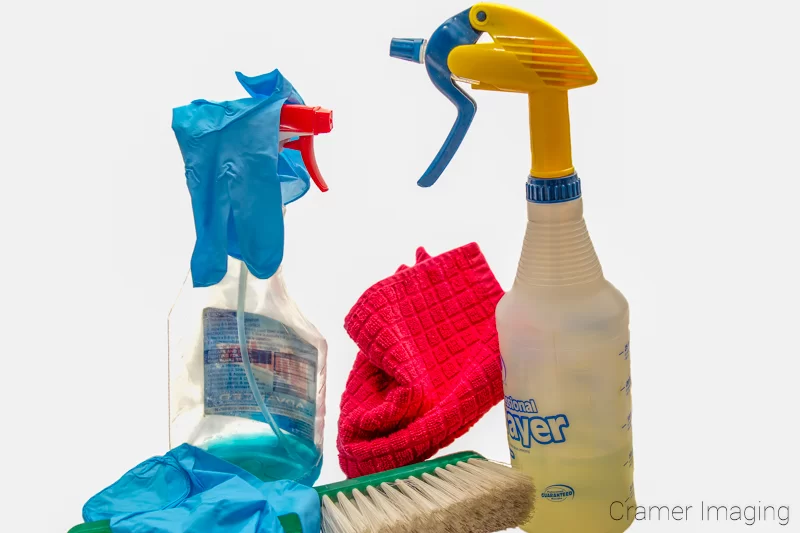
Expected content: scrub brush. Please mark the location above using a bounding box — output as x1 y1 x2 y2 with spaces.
318 451 535 533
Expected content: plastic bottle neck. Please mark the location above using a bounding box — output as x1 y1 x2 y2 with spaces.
513 197 603 288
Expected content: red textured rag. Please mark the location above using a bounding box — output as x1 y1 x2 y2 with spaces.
338 243 505 478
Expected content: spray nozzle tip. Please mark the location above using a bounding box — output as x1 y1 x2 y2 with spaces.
312 107 333 134
390 38 427 63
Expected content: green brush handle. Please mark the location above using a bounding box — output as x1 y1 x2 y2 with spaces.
67 522 111 533
68 513 302 533
315 451 485 499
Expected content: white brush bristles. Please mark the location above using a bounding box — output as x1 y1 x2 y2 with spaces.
320 458 535 533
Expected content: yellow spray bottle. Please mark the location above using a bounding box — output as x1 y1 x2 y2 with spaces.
391 4 635 532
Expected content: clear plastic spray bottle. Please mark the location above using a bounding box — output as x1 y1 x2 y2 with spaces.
169 98 333 486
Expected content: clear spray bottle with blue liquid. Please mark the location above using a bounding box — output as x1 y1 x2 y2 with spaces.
391 4 635 532
168 70 332 486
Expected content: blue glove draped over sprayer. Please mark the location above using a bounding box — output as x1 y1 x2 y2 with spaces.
172 70 312 287
82 444 320 533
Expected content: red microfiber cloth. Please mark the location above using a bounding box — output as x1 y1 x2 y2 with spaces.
338 243 505 477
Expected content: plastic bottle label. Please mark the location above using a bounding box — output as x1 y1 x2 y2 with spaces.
505 396 571 447
202 307 317 441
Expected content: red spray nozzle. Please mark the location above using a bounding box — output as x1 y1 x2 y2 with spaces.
280 105 333 192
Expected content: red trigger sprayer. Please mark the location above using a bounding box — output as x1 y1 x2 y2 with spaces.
280 105 333 192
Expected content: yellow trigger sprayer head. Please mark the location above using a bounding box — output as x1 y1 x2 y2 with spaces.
450 4 596 93
390 3 596 183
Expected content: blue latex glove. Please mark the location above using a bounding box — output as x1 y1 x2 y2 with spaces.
172 69 312 288
235 70 313 207
83 444 320 533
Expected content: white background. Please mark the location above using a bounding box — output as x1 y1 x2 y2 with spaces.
2 0 799 531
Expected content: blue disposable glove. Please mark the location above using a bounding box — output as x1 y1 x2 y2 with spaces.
172 69 312 288
83 444 320 533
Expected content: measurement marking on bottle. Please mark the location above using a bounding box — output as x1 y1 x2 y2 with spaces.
618 343 630 361
624 450 634 468
625 483 635 503
621 411 632 431
619 376 632 396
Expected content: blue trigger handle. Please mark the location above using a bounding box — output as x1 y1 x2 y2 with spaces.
390 8 482 187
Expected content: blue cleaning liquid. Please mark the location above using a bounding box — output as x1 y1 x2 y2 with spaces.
204 432 322 486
